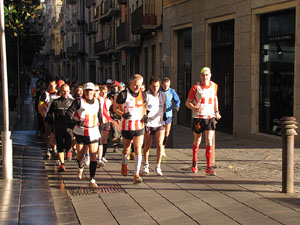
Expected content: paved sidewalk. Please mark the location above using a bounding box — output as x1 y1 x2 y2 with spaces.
1 94 300 224
45 125 300 225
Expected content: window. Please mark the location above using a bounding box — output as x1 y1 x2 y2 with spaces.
259 9 295 134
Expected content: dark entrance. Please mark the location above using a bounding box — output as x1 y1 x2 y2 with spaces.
259 9 295 135
211 20 234 133
177 28 192 127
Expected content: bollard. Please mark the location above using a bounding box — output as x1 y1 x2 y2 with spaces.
279 117 298 194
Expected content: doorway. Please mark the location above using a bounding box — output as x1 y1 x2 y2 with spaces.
177 28 192 127
211 20 234 134
259 9 295 135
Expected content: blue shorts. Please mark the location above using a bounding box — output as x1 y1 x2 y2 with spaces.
165 117 172 124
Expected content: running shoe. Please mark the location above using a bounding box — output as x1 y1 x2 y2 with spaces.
97 159 105 168
89 179 98 188
66 151 72 161
155 167 163 176
142 164 149 174
133 174 143 184
59 165 66 172
77 167 84 180
84 153 90 166
161 148 167 157
46 147 51 157
121 163 128 176
56 160 61 166
191 161 198 173
52 148 58 157
102 157 108 163
205 167 216 176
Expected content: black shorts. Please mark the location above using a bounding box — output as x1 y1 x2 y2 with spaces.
75 134 99 145
100 122 111 131
122 129 144 140
192 118 217 134
144 125 165 135
98 137 102 145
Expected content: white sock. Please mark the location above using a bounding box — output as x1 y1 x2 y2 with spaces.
156 163 161 168
134 154 142 175
123 154 128 165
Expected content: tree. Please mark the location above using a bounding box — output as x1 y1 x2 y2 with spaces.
4 0 45 89
4 0 41 37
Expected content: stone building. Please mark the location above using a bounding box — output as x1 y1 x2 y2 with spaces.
163 0 299 143
41 0 300 142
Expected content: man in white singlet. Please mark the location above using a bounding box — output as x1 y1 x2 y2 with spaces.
113 74 147 184
185 67 221 176
143 76 166 176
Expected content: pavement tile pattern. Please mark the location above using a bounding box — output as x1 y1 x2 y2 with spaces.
0 97 300 224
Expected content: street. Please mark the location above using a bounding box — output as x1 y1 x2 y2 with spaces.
0 95 300 224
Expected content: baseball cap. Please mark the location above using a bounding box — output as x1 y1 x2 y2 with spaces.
106 79 113 84
84 82 95 90
112 80 121 88
57 80 65 87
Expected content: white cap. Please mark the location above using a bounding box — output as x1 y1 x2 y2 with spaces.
84 82 95 90
106 79 113 84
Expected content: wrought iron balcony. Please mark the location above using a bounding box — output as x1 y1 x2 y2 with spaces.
60 50 66 60
67 0 77 4
86 22 97 35
117 0 127 5
94 40 105 54
131 4 157 34
100 0 120 22
116 22 140 50
67 43 85 57
94 39 115 55
86 0 96 8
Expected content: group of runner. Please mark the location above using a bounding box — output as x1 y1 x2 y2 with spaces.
34 66 221 187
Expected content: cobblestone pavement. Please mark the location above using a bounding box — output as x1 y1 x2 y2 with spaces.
172 126 300 196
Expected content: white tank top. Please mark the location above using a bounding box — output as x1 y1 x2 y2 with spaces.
73 98 101 141
192 81 217 119
99 97 112 123
145 90 166 127
121 88 144 131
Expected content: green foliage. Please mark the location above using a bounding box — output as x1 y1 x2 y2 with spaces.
4 0 42 37
4 0 45 82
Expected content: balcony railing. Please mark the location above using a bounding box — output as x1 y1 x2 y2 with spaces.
100 0 120 22
131 4 157 34
116 22 140 50
94 39 114 55
67 0 77 4
94 40 105 54
60 50 66 60
117 0 127 5
86 22 97 35
67 43 85 57
86 0 96 8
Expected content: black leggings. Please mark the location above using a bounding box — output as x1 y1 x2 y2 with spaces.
55 125 73 153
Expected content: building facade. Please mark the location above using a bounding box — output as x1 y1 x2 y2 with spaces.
163 0 300 143
41 0 300 143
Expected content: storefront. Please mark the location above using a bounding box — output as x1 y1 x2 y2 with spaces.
211 20 235 134
259 9 295 135
177 28 192 127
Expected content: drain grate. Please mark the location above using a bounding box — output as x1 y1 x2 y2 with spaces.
68 184 127 196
